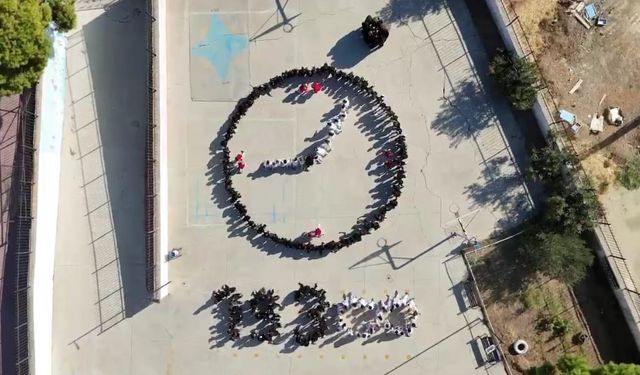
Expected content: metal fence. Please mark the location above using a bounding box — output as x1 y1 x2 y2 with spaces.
144 0 159 300
10 89 37 375
494 0 640 325
461 250 513 375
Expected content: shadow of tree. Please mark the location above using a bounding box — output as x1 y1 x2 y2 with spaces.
472 235 536 304
378 0 445 25
432 79 495 148
464 156 532 232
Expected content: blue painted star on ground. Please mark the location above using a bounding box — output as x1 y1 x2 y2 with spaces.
192 15 249 82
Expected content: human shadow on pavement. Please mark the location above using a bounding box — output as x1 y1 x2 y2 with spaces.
208 302 232 348
327 29 371 69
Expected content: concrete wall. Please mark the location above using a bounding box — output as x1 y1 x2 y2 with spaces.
155 0 169 299
32 27 67 375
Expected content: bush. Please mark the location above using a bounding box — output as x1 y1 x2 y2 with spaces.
0 0 52 96
528 146 576 188
48 0 76 32
595 362 640 375
522 287 546 309
549 316 573 337
541 181 601 235
523 285 562 313
490 48 541 110
526 362 556 375
525 232 593 286
617 158 640 190
557 354 590 375
528 355 640 375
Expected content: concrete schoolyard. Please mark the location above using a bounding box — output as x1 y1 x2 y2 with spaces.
51 0 533 374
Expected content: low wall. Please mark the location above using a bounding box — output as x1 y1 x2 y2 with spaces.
483 0 640 353
32 28 67 375
153 0 169 299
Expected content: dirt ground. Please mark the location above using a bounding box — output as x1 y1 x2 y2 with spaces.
469 245 601 373
511 0 640 191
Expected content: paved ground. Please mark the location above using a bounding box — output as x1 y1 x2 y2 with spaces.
602 190 640 285
52 0 148 370
51 0 534 374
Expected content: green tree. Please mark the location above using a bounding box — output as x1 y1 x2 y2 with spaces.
594 362 640 375
48 0 76 32
528 146 576 188
541 183 600 235
617 158 640 190
526 232 593 286
548 316 573 337
556 354 590 375
526 362 556 375
0 0 52 96
490 48 541 110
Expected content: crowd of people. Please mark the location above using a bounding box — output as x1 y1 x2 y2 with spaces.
210 284 419 345
362 15 390 49
292 283 330 346
260 97 350 171
219 64 408 253
336 290 420 339
248 288 282 343
211 284 244 341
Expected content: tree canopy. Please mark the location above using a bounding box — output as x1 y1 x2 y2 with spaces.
556 354 591 375
528 146 575 188
490 48 540 110
0 0 52 96
525 232 593 286
594 363 640 375
48 0 76 32
527 355 640 375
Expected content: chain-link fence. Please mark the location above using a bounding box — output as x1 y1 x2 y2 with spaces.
8 89 37 375
144 0 159 300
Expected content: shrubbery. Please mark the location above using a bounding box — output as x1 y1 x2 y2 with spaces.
527 354 640 375
490 48 541 110
0 0 77 96
0 0 52 96
48 0 76 32
521 145 600 285
617 157 640 190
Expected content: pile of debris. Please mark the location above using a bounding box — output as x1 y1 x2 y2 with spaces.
565 1 607 29
559 106 624 135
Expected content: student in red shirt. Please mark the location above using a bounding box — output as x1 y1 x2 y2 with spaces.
308 226 323 238
235 150 244 162
299 83 308 94
311 81 322 93
237 160 246 173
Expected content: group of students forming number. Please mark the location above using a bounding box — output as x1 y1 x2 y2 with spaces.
260 97 350 171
